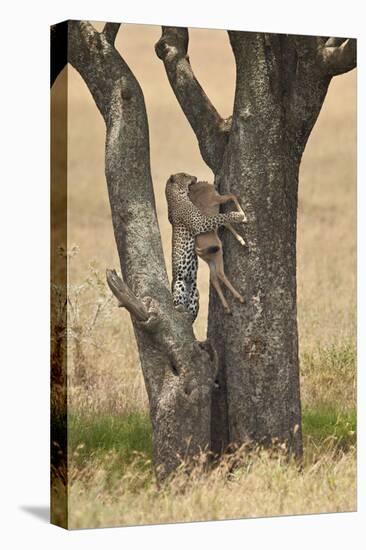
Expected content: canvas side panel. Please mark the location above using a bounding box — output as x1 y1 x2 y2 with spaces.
50 21 68 530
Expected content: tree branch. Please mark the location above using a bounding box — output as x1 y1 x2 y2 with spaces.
321 38 357 76
155 26 230 173
106 269 149 322
288 34 356 155
103 22 121 45
324 37 344 47
293 35 357 76
106 270 216 380
68 21 113 119
68 20 173 345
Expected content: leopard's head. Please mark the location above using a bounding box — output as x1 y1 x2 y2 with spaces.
165 173 198 201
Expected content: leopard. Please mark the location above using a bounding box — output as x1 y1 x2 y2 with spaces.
165 172 245 320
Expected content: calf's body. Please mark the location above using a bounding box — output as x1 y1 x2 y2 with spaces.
188 181 246 314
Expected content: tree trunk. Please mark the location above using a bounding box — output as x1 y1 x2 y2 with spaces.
157 28 356 458
209 33 303 455
65 21 218 482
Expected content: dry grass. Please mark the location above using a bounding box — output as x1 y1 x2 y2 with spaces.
58 257 356 528
66 442 355 529
50 22 356 528
300 341 356 411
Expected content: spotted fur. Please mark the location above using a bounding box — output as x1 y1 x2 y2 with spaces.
166 173 245 320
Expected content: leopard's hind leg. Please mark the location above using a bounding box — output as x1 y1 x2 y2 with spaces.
171 227 199 320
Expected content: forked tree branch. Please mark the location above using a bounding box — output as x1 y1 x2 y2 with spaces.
68 21 116 119
288 34 356 154
103 22 121 45
321 38 357 75
155 26 231 173
293 35 357 76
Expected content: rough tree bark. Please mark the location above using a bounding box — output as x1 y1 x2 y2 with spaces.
67 21 218 482
156 28 356 456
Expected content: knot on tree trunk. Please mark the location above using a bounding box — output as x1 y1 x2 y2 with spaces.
106 268 218 382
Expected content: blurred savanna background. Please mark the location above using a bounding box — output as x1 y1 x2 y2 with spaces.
51 22 356 528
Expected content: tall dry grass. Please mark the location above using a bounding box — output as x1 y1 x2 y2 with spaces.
67 442 355 529
57 249 356 528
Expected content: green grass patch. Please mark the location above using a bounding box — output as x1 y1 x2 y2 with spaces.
68 411 152 469
302 407 356 450
66 406 356 466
